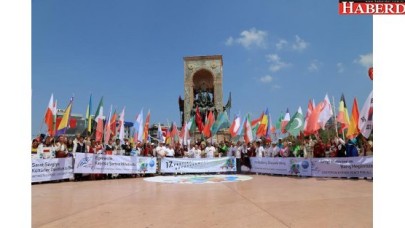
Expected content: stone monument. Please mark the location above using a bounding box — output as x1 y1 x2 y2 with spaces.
179 55 231 127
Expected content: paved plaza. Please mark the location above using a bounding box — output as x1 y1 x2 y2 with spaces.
32 175 372 227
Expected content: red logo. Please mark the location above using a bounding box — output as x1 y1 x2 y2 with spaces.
339 1 405 14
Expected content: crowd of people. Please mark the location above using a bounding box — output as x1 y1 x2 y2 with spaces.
32 133 373 175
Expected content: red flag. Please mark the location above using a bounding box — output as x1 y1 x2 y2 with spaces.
143 111 151 142
109 111 117 136
303 99 315 136
44 94 56 136
95 118 104 142
195 106 205 132
202 111 215 138
305 102 324 135
346 98 360 139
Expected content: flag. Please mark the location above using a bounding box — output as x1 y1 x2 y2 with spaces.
211 112 230 135
268 114 276 135
285 107 304 137
85 94 92 135
305 101 324 135
104 105 112 143
281 109 291 134
187 116 196 133
358 91 373 138
303 99 315 135
336 94 350 131
94 97 104 123
165 125 172 144
134 109 144 142
250 112 263 139
95 97 104 142
237 115 246 137
56 97 73 136
157 123 164 142
44 94 56 136
171 122 180 144
118 107 125 144
256 108 269 137
109 110 117 136
346 98 360 139
180 122 190 145
143 110 151 142
202 111 215 138
229 114 241 138
244 115 253 143
318 94 333 130
195 106 204 132
275 111 284 130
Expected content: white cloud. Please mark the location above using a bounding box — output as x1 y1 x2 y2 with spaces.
226 28 267 49
276 39 288 50
337 62 344 73
308 59 321 72
266 54 291 72
354 53 373 68
292 35 309 51
272 84 282 89
260 75 273 83
225 37 234 46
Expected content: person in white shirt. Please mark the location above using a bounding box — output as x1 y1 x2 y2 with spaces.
255 141 265 158
205 142 216 159
194 145 202 159
270 142 280 157
165 144 175 157
186 144 196 158
155 142 166 158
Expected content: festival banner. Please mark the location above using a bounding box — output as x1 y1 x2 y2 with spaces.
74 153 137 174
250 157 312 176
32 157 74 182
311 156 373 177
135 157 157 174
160 157 236 173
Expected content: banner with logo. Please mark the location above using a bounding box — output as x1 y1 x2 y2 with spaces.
74 153 137 174
135 157 157 174
32 157 74 182
250 157 312 176
311 156 373 177
160 157 236 173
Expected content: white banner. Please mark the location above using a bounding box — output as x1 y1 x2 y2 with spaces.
250 157 312 176
32 158 74 182
160 157 236 173
311 156 373 177
135 157 157 174
74 153 137 174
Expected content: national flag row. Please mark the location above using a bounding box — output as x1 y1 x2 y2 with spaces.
43 91 373 145
43 94 148 144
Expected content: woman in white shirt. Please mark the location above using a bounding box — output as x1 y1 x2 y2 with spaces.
194 145 202 159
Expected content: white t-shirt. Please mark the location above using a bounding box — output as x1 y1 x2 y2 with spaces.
165 147 175 157
271 146 280 157
194 149 202 158
205 146 215 158
256 146 265 157
156 146 167 157
235 146 242 158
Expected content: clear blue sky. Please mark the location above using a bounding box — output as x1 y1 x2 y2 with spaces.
32 0 372 136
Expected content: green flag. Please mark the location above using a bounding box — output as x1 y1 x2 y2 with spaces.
187 116 196 132
275 111 284 130
211 112 230 135
285 107 304 137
